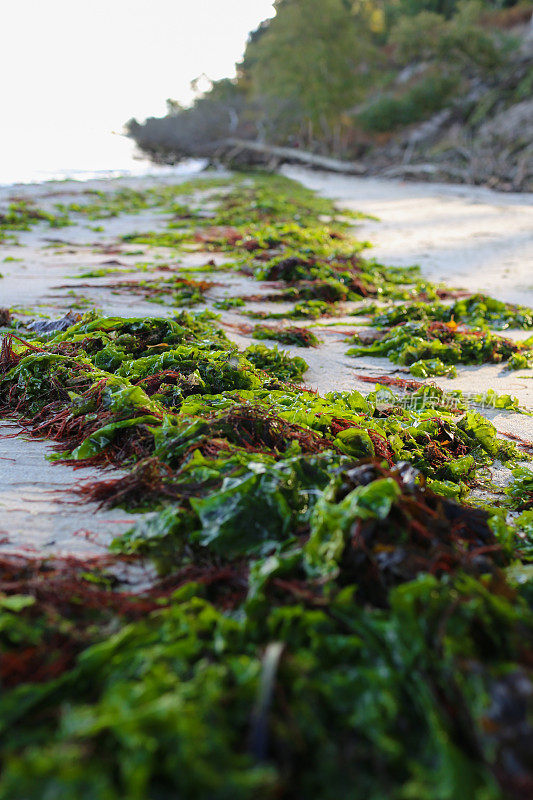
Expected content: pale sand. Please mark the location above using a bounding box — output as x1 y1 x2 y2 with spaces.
0 168 532 555
282 166 533 307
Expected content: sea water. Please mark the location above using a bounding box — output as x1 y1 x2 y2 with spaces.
0 127 205 186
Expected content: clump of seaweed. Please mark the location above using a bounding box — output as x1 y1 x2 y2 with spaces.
208 404 330 456
252 324 320 348
58 177 230 220
1 463 531 799
305 461 508 597
213 296 245 310
70 275 216 308
506 466 533 510
0 550 247 688
77 456 191 509
372 294 533 330
247 299 338 320
0 199 70 242
508 351 533 370
347 319 527 374
243 344 309 381
1 314 524 499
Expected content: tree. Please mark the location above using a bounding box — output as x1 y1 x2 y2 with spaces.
246 0 381 149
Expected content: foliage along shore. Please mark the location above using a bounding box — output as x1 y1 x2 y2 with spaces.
0 172 532 799
126 0 533 190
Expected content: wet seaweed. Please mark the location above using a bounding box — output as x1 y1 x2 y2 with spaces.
252 324 320 348
243 344 309 381
0 199 70 243
506 467 533 510
372 294 533 330
68 275 216 307
1 173 533 800
347 320 529 374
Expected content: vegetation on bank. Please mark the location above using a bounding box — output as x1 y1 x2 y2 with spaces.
126 0 533 188
0 173 532 798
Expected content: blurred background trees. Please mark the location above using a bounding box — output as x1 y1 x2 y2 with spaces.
243 0 382 148
126 0 533 186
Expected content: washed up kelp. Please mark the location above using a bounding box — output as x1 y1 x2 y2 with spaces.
104 174 533 383
0 314 532 800
358 374 531 417
371 294 533 330
213 295 246 310
0 550 249 687
55 177 231 220
506 467 533 510
1 509 532 799
1 318 522 485
347 320 533 376
1 312 533 798
238 247 441 306
5 174 468 327
0 315 527 505
2 174 533 798
114 174 451 314
251 324 320 348
78 174 531 383
245 298 338 320
243 344 309 381
0 199 70 243
69 275 217 308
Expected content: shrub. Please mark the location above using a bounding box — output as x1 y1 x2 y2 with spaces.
357 72 458 132
390 2 504 70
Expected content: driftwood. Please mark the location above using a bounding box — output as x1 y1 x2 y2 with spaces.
213 138 367 175
381 163 471 181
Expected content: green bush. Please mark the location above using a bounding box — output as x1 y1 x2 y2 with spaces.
357 72 458 132
389 11 449 62
390 3 504 70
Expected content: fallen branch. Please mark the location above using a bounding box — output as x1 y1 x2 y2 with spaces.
214 138 367 175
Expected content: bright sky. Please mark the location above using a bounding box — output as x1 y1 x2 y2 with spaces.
0 0 275 181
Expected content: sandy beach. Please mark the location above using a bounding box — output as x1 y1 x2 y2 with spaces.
1 167 532 555
283 167 533 307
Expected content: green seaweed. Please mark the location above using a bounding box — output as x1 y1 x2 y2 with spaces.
409 357 457 378
1 172 533 800
506 466 533 510
213 296 245 310
243 344 308 381
252 324 320 347
347 320 525 371
372 294 533 330
0 200 70 242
